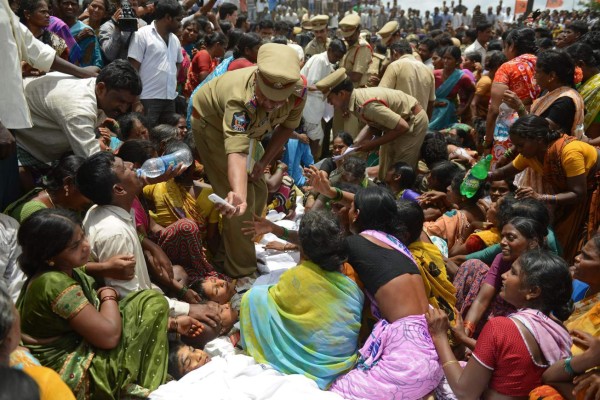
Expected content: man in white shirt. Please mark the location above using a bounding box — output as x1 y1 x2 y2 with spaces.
128 0 184 126
461 8 471 29
464 22 491 65
494 6 505 31
284 7 299 25
452 9 463 30
218 2 238 25
78 152 220 325
485 6 496 26
15 60 141 170
359 10 370 30
418 38 437 69
503 7 514 26
301 39 346 159
422 10 433 28
0 0 97 210
0 215 25 302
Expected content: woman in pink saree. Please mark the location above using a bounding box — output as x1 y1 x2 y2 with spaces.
325 186 444 399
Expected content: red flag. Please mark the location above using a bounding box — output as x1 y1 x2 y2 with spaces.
515 0 527 14
546 0 564 7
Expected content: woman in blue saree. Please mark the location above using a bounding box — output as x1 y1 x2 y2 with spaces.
429 46 475 130
240 210 364 390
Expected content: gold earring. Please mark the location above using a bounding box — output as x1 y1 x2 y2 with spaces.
48 260 55 266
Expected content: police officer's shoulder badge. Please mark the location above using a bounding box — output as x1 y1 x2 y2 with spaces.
231 111 250 132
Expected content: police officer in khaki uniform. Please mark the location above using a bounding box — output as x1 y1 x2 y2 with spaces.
377 20 401 49
317 68 429 180
333 14 372 138
191 43 306 277
379 39 435 119
376 20 401 78
304 15 330 60
339 14 372 88
300 13 312 31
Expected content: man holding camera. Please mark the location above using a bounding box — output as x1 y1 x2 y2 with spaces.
98 0 148 63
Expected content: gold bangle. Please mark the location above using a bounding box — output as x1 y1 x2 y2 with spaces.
100 295 118 303
442 360 459 368
97 287 118 298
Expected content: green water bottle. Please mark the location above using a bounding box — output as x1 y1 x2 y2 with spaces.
460 154 492 198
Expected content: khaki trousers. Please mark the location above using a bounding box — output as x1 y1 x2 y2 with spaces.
193 120 268 278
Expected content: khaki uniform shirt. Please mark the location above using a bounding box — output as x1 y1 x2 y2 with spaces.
350 87 427 174
341 38 372 88
350 87 419 131
191 66 306 155
304 37 331 58
366 53 385 86
381 48 392 73
379 54 436 111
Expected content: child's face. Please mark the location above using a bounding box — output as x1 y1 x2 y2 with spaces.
428 174 443 192
176 345 211 377
384 168 397 186
202 277 236 304
446 183 460 205
490 180 511 203
219 303 239 335
176 117 188 139
462 58 474 71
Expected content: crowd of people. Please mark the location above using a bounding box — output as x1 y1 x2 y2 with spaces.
1 0 600 398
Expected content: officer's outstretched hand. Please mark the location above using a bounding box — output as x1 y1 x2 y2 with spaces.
220 191 247 218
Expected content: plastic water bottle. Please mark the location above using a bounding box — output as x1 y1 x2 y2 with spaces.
460 154 492 198
136 149 193 178
494 103 514 143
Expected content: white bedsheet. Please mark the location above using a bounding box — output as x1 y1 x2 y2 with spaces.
149 354 346 400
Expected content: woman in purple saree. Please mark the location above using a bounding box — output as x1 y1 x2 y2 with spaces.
326 186 443 399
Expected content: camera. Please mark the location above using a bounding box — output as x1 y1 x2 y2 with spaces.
118 0 138 32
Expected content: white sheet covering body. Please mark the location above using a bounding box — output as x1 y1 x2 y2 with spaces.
149 354 346 400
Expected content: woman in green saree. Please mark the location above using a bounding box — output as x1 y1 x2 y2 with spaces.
16 209 202 399
4 155 91 224
566 43 600 140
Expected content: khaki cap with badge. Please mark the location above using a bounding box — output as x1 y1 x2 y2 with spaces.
310 14 329 31
338 14 361 37
377 20 399 45
315 67 348 95
256 43 302 102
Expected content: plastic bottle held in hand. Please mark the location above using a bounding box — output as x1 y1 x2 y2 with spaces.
494 103 514 143
137 148 193 178
460 154 492 198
